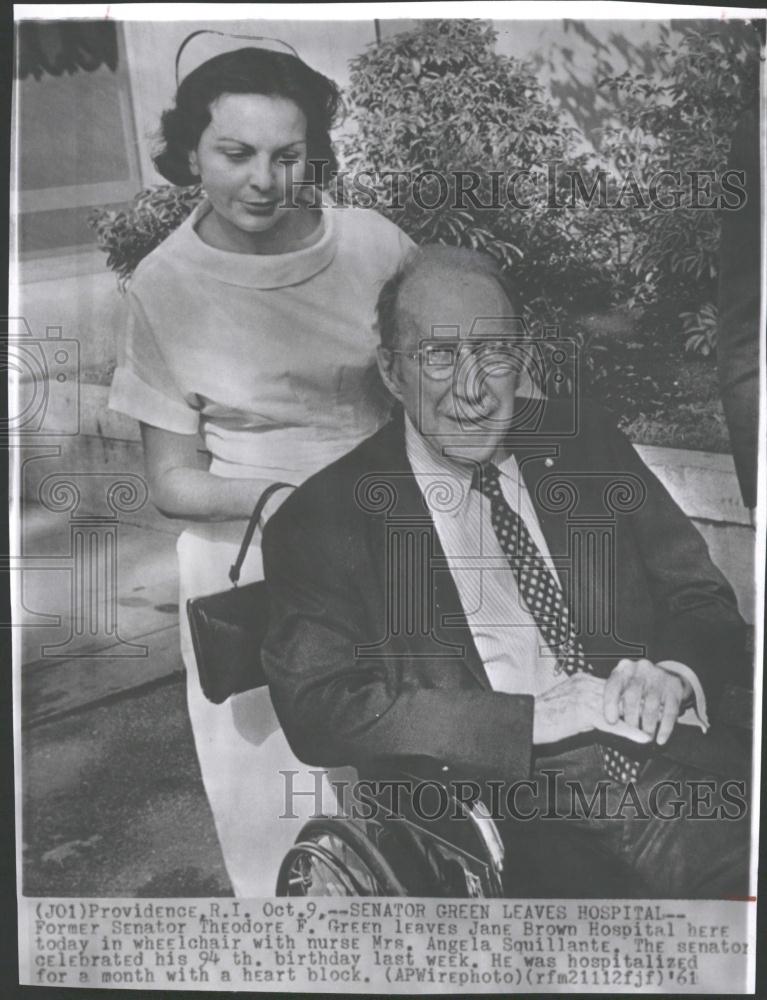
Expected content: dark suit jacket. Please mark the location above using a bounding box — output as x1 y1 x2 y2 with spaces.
262 401 746 783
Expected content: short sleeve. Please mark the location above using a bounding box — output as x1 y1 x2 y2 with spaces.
396 224 417 262
108 288 199 435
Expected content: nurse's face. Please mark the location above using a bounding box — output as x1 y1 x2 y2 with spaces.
189 92 309 248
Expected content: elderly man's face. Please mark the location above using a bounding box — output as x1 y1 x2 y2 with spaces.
378 269 522 465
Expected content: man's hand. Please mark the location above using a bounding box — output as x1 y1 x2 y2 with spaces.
533 674 652 746
603 658 692 746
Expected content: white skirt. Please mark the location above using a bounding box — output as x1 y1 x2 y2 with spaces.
177 521 346 896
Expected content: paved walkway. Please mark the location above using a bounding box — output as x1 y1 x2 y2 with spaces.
19 503 186 727
22 679 232 896
19 502 234 896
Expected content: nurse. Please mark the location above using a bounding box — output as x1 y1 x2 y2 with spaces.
109 42 414 895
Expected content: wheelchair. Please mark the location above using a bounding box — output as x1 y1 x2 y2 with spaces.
196 580 754 899
193 579 506 898
275 769 506 898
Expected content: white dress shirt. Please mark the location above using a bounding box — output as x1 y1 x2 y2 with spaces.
404 416 708 729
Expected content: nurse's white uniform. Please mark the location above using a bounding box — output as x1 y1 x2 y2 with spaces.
109 200 414 895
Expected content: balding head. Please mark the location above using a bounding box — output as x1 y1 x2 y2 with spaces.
377 246 520 351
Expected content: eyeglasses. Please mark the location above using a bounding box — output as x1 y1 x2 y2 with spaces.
390 339 527 380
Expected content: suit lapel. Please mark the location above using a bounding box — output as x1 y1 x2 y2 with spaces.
360 416 492 690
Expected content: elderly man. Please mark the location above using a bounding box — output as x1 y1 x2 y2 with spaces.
262 246 750 897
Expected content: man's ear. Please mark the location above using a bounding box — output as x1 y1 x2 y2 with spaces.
376 346 403 404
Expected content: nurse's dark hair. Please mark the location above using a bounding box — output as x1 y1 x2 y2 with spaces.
377 246 520 350
153 47 341 187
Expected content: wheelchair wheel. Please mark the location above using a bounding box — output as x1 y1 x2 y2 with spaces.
275 818 408 896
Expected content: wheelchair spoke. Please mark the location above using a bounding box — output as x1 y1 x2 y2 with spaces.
285 854 315 894
276 817 410 897
278 837 381 896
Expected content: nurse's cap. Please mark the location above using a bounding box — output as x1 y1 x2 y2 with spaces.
175 29 302 87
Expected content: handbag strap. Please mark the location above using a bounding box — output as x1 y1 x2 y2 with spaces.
228 482 295 586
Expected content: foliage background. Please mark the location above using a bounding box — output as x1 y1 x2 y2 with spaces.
90 17 763 449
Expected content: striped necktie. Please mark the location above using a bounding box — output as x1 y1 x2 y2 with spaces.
473 462 641 783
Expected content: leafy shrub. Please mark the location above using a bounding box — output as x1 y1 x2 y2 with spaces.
89 15 760 376
622 405 729 453
595 21 761 341
337 18 617 319
90 184 203 287
680 302 718 356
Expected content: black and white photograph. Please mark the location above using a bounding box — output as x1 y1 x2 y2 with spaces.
9 2 764 993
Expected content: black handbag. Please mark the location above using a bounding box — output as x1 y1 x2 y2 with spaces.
186 482 295 704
